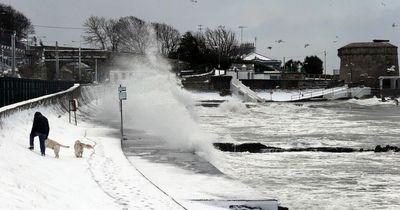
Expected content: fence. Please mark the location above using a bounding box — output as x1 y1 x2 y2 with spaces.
0 77 74 107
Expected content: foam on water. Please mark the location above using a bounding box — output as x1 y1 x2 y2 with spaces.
217 98 250 115
196 99 400 209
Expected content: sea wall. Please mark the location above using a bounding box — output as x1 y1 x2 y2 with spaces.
0 84 97 127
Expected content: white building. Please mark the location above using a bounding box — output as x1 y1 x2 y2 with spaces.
109 70 134 83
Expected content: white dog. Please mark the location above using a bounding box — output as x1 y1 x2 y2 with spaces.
74 140 93 158
45 138 69 158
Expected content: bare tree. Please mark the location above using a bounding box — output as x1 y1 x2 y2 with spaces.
152 22 180 56
204 26 238 57
83 16 108 49
104 18 123 52
117 16 150 54
83 16 182 55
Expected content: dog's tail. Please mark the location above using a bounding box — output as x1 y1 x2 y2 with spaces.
60 144 70 148
83 144 93 149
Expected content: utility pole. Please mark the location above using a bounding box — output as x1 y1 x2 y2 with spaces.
238 26 247 45
254 36 257 53
1 49 3 71
95 58 98 83
324 50 327 75
55 41 59 80
1 48 3 72
72 40 82 81
198 24 203 33
78 44 81 81
11 30 16 77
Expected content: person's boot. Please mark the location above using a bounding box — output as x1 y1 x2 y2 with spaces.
29 146 34 150
41 153 45 156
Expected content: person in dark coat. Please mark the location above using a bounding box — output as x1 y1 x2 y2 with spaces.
29 112 50 156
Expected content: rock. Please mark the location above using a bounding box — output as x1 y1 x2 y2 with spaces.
287 147 356 153
261 146 285 153
235 143 268 153
213 143 235 152
229 205 261 210
213 142 269 153
374 145 400 152
375 145 384 152
214 143 399 154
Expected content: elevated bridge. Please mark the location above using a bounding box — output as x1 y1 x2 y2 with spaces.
29 45 111 62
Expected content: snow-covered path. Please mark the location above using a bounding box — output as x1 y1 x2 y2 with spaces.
84 127 184 210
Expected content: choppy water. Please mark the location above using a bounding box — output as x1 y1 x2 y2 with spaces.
196 99 400 210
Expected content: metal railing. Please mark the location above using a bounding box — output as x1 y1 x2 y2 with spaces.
230 77 265 102
0 77 74 107
289 86 348 101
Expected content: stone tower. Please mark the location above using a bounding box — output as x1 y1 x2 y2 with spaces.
338 40 398 88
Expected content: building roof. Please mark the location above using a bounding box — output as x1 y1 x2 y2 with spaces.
242 52 274 61
340 41 397 49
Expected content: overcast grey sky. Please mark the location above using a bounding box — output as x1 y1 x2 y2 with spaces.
4 0 400 72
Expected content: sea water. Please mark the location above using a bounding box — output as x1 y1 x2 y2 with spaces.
196 98 400 210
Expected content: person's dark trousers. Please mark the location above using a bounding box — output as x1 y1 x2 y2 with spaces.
30 132 47 155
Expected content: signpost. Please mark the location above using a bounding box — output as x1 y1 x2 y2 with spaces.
118 85 127 140
69 99 78 125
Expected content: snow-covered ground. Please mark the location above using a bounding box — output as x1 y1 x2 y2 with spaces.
0 92 186 209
